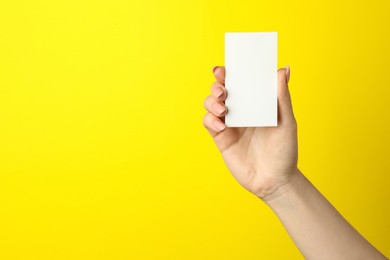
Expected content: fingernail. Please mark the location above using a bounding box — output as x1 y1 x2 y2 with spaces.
213 120 226 131
285 65 290 83
212 66 219 73
213 87 223 98
212 103 226 114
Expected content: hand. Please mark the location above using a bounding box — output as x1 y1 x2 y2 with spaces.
203 66 299 200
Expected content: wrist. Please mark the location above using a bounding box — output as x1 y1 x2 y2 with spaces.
260 168 305 206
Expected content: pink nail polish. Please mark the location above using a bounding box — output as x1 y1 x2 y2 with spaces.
214 87 223 98
212 66 219 73
212 103 226 114
213 120 226 131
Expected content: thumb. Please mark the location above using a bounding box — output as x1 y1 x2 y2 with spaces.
277 65 295 125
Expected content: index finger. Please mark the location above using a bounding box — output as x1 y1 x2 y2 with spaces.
212 66 225 85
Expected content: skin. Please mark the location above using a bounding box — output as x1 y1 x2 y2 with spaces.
203 66 387 259
203 65 297 199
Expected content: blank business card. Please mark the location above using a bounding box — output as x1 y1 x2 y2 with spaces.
225 32 278 127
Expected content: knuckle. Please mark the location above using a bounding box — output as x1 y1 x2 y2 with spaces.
203 96 210 109
202 113 212 128
202 114 207 127
210 81 220 92
209 83 214 92
204 95 216 111
210 82 216 92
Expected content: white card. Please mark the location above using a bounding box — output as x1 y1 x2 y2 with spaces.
225 32 278 127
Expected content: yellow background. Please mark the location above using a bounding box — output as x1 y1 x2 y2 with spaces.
1 0 389 259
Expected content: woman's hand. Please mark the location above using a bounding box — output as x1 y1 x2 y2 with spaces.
203 66 387 259
203 66 299 200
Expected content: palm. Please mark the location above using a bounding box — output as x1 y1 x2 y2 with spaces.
213 120 297 198
204 66 298 198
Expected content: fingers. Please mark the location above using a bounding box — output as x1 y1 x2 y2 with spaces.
212 66 225 84
203 112 226 136
203 67 228 136
277 66 295 125
210 81 227 101
209 65 295 127
204 95 228 117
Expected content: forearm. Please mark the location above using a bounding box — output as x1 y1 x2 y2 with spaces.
263 168 386 260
